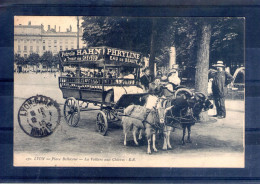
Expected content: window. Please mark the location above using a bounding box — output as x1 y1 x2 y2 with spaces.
60 46 62 51
71 41 74 44
66 47 68 50
71 46 74 49
43 46 45 50
65 39 68 44
30 46 33 51
54 40 57 44
24 54 27 57
18 45 21 51
43 40 45 44
24 46 27 51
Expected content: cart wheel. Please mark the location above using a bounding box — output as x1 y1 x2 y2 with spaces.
64 97 80 127
96 111 108 136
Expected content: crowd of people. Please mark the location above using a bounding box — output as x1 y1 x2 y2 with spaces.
66 68 135 79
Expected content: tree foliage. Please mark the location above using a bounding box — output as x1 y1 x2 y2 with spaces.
210 17 244 73
82 17 173 75
40 51 59 67
14 54 25 65
26 53 40 65
82 17 244 70
14 52 59 67
82 17 154 55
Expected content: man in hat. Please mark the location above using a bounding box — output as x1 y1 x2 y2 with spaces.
140 68 153 91
209 61 234 119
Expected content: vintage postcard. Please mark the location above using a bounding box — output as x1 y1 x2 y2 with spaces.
13 16 245 167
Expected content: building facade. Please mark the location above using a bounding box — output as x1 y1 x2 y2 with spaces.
14 21 85 57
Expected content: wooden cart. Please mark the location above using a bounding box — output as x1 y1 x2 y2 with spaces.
58 46 147 135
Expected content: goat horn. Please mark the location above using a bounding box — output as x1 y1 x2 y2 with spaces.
195 92 206 99
164 105 174 114
174 88 193 98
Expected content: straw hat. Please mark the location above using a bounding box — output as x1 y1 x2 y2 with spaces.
213 61 225 67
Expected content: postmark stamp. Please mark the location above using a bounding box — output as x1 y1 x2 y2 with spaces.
18 95 61 138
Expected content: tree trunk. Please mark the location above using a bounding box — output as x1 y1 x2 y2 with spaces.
149 19 157 78
195 22 211 122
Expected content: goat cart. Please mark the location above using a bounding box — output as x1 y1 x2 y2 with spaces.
58 46 147 135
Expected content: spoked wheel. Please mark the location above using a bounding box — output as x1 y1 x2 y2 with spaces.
106 109 119 121
96 111 108 136
64 97 80 127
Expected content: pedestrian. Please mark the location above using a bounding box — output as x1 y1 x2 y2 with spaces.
209 61 234 119
140 68 153 91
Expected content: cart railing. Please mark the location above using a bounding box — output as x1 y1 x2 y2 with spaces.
59 76 139 90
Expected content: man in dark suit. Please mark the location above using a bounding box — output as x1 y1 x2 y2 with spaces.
140 68 153 91
209 61 234 119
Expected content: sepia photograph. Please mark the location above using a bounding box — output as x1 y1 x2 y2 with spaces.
13 16 245 167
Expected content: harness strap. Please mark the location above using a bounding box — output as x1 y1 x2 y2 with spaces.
142 109 151 125
142 109 164 130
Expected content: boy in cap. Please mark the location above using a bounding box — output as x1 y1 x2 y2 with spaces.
209 61 234 119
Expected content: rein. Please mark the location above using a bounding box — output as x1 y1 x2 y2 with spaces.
166 101 198 125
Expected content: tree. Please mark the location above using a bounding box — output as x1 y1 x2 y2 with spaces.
14 54 25 65
195 22 212 122
26 53 40 66
40 51 54 69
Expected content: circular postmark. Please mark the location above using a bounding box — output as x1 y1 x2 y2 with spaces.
18 95 61 138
